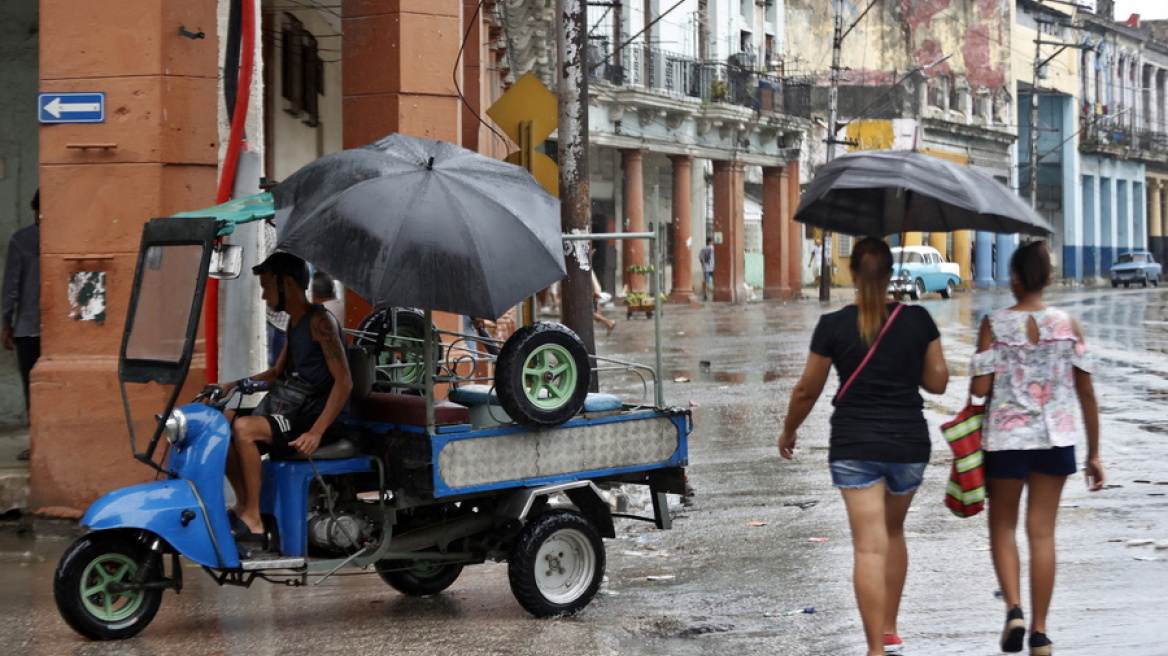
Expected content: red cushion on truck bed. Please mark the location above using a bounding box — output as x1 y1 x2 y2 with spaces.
350 392 469 426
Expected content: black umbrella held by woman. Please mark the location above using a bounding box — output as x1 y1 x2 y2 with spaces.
794 150 1052 238
272 133 566 320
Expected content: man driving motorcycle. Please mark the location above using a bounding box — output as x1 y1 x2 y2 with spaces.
212 252 353 544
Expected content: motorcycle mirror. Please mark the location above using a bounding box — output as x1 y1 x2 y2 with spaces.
209 243 244 279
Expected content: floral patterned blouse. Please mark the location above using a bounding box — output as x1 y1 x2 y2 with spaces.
970 307 1092 452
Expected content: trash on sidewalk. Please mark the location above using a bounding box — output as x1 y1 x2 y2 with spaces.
784 500 819 510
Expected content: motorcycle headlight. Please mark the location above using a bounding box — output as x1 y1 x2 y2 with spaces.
162 409 188 446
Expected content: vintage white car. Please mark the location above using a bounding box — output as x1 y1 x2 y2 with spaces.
888 245 962 300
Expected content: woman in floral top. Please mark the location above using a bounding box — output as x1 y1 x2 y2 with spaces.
970 241 1103 656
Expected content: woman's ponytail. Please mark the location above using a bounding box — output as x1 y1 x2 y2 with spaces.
850 238 894 345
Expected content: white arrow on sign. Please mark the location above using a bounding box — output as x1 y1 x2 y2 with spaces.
44 97 101 119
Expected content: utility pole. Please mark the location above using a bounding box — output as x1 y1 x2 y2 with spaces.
820 0 845 302
697 0 708 61
558 0 595 355
1029 22 1043 212
1027 5 1088 213
818 0 880 301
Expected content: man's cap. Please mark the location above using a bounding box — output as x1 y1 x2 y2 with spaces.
252 252 310 290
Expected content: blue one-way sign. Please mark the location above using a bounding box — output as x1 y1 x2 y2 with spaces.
38 92 106 124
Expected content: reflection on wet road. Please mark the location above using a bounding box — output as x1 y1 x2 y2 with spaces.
2 287 1165 655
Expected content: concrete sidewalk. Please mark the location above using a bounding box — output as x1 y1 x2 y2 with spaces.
0 425 29 514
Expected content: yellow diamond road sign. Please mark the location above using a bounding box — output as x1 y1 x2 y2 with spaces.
487 72 558 145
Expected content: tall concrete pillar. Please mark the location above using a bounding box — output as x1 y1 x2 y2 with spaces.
33 0 220 512
928 232 947 256
952 231 972 288
620 149 647 293
786 161 803 293
711 160 744 302
995 233 1016 286
762 165 790 299
342 0 464 328
667 155 694 303
974 232 995 288
1150 180 1164 265
903 232 924 247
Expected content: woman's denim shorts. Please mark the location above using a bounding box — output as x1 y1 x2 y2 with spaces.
829 459 928 495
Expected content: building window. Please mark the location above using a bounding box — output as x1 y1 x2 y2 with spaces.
837 233 853 257
281 13 323 127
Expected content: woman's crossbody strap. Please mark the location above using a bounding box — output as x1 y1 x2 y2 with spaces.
836 303 904 403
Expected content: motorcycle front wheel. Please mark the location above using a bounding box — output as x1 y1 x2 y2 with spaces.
54 531 164 640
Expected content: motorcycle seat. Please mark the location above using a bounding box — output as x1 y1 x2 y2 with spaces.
283 438 359 460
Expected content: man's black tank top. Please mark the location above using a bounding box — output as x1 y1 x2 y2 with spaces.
286 305 340 418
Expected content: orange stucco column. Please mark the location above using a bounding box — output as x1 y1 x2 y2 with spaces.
33 0 220 512
342 0 464 329
762 166 790 299
929 232 947 256
621 149 647 293
786 161 803 293
668 155 694 303
953 230 972 288
712 160 745 302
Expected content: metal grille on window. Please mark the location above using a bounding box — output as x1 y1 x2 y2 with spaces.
837 234 853 257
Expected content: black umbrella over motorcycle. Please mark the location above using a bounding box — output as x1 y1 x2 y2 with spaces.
272 133 592 430
794 150 1052 237
272 132 567 320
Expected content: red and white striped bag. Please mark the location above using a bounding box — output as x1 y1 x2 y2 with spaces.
941 402 987 518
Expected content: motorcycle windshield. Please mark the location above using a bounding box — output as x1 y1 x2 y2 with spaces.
124 244 204 363
121 217 218 385
119 216 219 464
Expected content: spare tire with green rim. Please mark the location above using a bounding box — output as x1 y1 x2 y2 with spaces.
495 322 590 428
354 308 441 392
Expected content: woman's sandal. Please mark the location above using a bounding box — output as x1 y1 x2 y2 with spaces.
1001 605 1026 653
1028 632 1052 656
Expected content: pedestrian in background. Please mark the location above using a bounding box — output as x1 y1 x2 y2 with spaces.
699 237 714 301
969 240 1102 656
778 237 949 656
592 270 615 334
810 237 824 284
3 190 41 460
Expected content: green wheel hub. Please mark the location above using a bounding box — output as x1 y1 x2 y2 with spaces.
79 553 145 622
380 328 426 384
522 344 578 409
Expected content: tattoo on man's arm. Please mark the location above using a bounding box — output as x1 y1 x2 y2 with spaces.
313 313 346 362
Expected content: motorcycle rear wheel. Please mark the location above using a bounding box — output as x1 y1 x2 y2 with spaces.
376 560 464 596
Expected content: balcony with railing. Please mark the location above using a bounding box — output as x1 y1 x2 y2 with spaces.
588 43 809 118
1079 117 1168 160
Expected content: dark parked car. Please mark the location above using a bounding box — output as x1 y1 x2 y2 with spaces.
1109 251 1161 288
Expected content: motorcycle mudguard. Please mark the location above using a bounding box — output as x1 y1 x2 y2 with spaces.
83 478 239 569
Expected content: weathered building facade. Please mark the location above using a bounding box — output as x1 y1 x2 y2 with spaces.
501 0 810 304
1074 8 1168 276
785 0 1018 287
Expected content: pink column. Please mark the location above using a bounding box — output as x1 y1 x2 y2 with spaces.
668 154 694 303
712 160 745 302
786 161 804 294
762 165 790 299
621 149 646 293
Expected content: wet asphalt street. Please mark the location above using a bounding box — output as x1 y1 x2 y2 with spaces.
2 285 1166 655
